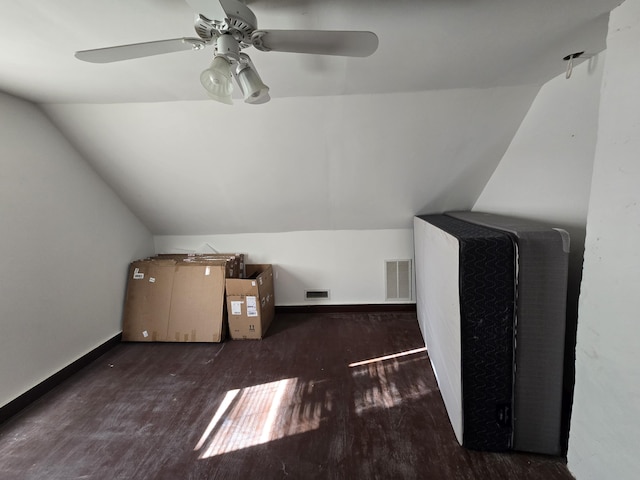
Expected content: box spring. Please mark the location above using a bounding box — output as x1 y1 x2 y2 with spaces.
414 212 568 455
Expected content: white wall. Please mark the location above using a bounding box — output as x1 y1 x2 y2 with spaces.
473 52 604 308
155 229 414 306
0 92 154 408
568 1 640 478
473 50 604 266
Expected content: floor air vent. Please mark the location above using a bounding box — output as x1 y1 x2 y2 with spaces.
305 290 330 300
386 260 412 301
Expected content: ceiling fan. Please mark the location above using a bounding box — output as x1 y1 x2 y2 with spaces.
75 0 379 105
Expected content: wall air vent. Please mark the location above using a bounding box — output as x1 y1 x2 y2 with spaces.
386 260 412 301
305 290 330 300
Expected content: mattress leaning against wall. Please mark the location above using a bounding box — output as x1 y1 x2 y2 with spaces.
447 211 569 455
414 214 517 452
413 212 569 456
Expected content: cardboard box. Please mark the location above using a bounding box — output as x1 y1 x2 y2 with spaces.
225 264 275 340
122 258 228 342
155 253 245 279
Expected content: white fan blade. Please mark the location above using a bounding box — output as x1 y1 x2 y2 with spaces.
75 38 206 64
187 0 257 28
185 0 226 21
251 30 378 57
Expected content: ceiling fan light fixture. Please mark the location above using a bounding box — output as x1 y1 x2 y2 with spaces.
237 65 270 104
235 54 270 104
200 55 233 104
75 1 379 105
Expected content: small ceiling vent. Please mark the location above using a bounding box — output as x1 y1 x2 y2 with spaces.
385 260 412 301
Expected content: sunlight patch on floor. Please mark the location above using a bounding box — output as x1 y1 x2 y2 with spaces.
348 347 427 368
350 347 432 415
195 377 329 459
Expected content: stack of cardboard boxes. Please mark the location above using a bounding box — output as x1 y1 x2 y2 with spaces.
121 254 274 343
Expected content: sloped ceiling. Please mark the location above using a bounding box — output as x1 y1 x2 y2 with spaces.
0 0 623 234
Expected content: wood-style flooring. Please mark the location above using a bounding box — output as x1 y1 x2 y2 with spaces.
0 311 575 479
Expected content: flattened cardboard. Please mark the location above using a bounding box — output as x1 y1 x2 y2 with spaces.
168 263 227 343
225 264 275 340
121 259 176 342
154 253 245 278
122 258 228 343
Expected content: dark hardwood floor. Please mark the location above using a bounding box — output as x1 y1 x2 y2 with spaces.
0 311 575 479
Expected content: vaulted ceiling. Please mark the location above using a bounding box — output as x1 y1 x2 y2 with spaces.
0 0 622 234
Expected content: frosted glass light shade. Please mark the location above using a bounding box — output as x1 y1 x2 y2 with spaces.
237 66 270 104
200 56 233 104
